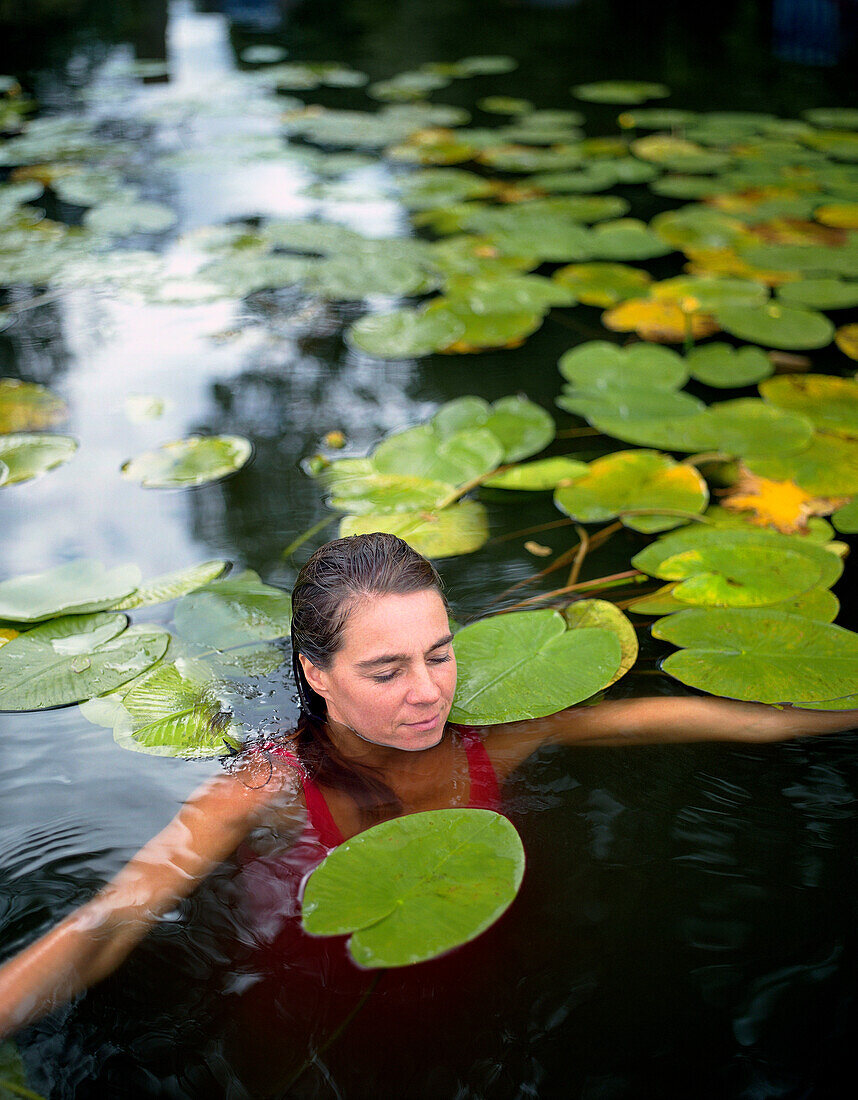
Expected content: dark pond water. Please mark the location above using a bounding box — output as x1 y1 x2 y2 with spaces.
2 1 858 1097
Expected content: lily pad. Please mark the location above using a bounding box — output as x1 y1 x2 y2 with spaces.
572 82 670 105
685 343 773 388
629 582 839 623
557 385 705 442
587 218 674 261
714 302 834 350
775 278 858 310
373 415 503 486
759 374 858 438
200 254 311 296
650 276 768 310
302 808 525 968
432 395 554 463
747 432 858 495
653 608 858 704
121 436 252 488
173 570 292 650
631 135 730 173
832 497 858 534
113 658 241 758
0 379 67 434
559 341 688 391
552 263 652 307
602 298 719 343
83 200 177 236
555 450 708 533
347 307 465 359
632 525 842 603
450 608 621 724
484 455 589 491
0 433 78 484
836 324 858 359
110 561 229 611
307 255 437 300
562 599 638 686
0 613 168 711
0 560 142 623
340 501 489 559
423 299 544 351
802 108 858 130
442 272 575 313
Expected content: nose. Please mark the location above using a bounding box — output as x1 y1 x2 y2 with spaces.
405 662 443 706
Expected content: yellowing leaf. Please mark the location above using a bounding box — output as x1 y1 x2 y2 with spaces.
814 203 858 229
684 247 798 286
602 298 719 344
835 324 858 360
0 628 19 648
720 467 847 534
748 218 846 246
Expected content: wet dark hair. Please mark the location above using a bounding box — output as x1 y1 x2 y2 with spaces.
289 532 447 822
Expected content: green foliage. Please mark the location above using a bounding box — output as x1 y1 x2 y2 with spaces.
303 808 525 967
340 501 489 559
0 560 141 623
0 433 77 485
121 435 252 488
450 609 622 724
653 608 858 704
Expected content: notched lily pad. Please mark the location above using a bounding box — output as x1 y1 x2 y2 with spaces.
0 433 77 485
302 808 525 968
340 501 489 559
0 379 68 434
559 340 688 391
450 608 621 724
685 343 773 388
121 436 252 488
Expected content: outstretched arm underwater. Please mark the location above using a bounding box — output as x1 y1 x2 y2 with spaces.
0 757 298 1039
484 695 858 781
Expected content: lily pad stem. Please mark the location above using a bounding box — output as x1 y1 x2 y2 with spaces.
566 525 590 588
281 514 338 559
488 517 574 545
436 468 509 511
281 971 384 1093
502 569 646 613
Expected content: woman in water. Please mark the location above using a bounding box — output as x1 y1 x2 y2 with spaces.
1 532 856 1084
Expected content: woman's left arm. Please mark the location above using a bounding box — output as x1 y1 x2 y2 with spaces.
483 697 858 781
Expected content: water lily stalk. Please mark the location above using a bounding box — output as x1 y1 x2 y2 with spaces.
435 467 510 511
488 517 574 545
281 971 384 1093
566 525 590 588
501 568 646 613
555 426 602 439
0 1077 47 1100
281 514 337 559
682 452 731 467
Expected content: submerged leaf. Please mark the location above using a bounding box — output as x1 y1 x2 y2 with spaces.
302 808 525 968
450 609 621 724
0 379 67 434
173 570 292 650
110 561 229 611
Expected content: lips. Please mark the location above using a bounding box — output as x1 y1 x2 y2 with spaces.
404 713 440 732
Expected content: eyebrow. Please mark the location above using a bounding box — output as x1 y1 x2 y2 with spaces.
355 633 454 670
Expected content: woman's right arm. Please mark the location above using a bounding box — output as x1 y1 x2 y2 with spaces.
0 756 301 1039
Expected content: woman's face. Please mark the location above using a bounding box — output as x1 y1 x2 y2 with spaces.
301 589 457 752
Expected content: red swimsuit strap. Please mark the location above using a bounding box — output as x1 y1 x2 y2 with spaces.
265 744 346 848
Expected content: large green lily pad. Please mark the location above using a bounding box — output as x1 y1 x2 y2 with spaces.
558 341 688 391
775 278 858 310
432 395 554 463
0 560 142 623
423 299 545 350
121 435 252 488
633 525 842 604
630 582 840 623
373 420 503 486
450 608 621 724
832 497 858 534
0 613 168 711
714 302 835 350
555 450 708 533
340 501 489 559
653 608 858 704
347 307 465 359
0 379 67 433
306 255 437 300
0 433 77 485
325 466 455 515
442 272 575 313
759 374 858 438
302 808 524 968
